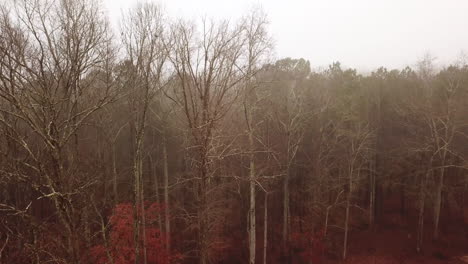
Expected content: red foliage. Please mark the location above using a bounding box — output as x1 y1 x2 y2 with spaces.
90 202 181 264
290 229 326 263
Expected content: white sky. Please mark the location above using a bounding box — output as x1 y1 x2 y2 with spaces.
103 0 468 72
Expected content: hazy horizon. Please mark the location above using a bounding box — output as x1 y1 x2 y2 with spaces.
103 0 468 72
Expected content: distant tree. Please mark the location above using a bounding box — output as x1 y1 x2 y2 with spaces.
120 3 169 263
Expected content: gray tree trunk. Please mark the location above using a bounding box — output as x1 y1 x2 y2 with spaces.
162 131 171 252
112 144 118 203
343 168 352 260
150 155 163 233
133 149 141 264
283 166 290 251
433 154 446 240
245 102 256 264
417 158 431 253
263 194 268 264
369 166 375 228
139 157 148 264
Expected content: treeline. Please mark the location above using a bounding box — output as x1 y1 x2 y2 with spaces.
0 0 467 264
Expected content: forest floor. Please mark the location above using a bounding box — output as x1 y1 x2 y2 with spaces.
340 229 467 264
328 211 468 264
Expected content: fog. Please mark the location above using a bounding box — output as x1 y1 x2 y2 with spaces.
105 0 468 71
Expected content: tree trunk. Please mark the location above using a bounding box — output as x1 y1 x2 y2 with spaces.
150 155 163 233
133 159 141 264
139 157 148 264
244 99 256 264
433 154 446 240
283 166 290 252
263 193 268 264
369 163 375 229
463 172 468 212
400 176 406 218
162 131 171 252
83 206 91 248
417 158 431 253
433 169 444 240
324 206 330 237
112 144 118 203
199 176 208 264
343 195 350 260
343 169 352 260
248 128 256 264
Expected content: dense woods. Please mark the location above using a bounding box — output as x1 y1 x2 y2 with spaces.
0 1 467 263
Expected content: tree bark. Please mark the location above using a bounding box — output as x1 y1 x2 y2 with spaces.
133 152 141 264
263 193 268 264
417 157 432 253
343 193 351 260
369 162 375 229
343 167 352 260
150 155 163 233
433 153 446 240
162 131 171 252
283 169 290 253
248 126 256 264
139 157 148 264
112 144 118 203
283 164 290 254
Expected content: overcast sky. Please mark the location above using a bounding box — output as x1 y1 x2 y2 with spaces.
103 0 468 72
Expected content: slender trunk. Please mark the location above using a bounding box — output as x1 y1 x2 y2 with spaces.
199 175 208 264
248 126 256 264
416 174 425 253
324 207 330 237
33 231 40 264
343 172 352 260
130 117 140 264
83 206 91 248
133 149 141 264
463 173 468 212
150 155 163 233
263 193 268 264
433 170 444 240
197 142 209 264
417 158 431 253
433 155 446 240
244 95 257 264
369 165 375 229
139 157 148 264
283 166 290 251
50 151 79 264
400 176 406 218
162 131 171 252
343 197 350 260
93 200 115 264
112 144 118 203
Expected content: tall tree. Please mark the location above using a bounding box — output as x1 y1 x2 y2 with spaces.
0 0 116 262
121 3 168 263
167 17 245 264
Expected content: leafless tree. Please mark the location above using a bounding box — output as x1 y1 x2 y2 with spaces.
240 8 272 264
120 3 168 263
0 0 116 262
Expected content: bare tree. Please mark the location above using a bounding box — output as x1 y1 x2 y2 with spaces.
341 124 373 260
167 16 250 263
0 0 116 262
121 3 168 263
240 8 272 264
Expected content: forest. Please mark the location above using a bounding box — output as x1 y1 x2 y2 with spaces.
0 0 467 263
